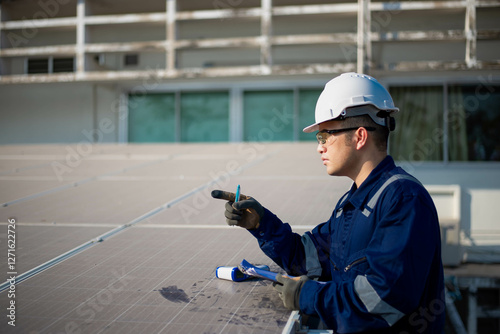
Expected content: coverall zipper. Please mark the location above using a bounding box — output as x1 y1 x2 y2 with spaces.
330 259 340 271
344 257 367 272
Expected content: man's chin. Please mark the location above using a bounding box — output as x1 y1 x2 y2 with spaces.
326 166 345 177
326 168 337 176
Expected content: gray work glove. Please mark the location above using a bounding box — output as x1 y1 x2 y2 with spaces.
273 274 310 311
211 189 264 230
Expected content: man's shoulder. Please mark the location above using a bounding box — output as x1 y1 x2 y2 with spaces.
364 156 424 196
378 167 434 206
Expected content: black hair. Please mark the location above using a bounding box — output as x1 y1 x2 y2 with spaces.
342 115 389 152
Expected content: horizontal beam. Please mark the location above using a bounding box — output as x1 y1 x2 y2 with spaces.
0 63 355 84
376 60 500 71
85 41 166 53
176 37 260 49
478 29 500 39
272 3 357 16
0 17 76 30
273 33 357 45
3 29 500 57
176 8 261 20
0 44 76 57
3 1 500 30
370 1 468 11
476 0 500 7
3 60 500 85
84 13 167 25
373 30 465 41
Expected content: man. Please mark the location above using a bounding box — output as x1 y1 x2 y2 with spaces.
212 73 445 333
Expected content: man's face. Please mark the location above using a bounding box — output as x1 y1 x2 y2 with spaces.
316 120 357 177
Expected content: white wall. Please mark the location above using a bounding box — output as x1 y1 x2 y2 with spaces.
94 84 122 143
0 83 120 144
0 83 91 143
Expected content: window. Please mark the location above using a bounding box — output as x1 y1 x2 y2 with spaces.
243 90 295 141
128 88 321 143
27 57 74 74
180 92 229 142
27 58 49 74
242 89 321 142
128 93 176 143
389 86 444 161
451 84 500 161
53 58 75 73
299 89 322 141
128 91 230 143
124 54 139 66
389 84 500 162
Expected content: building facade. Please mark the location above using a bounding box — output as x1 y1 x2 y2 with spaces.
1 0 499 145
1 0 500 263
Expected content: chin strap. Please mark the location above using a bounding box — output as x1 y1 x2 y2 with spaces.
376 110 396 131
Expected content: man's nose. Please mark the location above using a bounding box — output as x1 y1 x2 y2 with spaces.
317 142 325 154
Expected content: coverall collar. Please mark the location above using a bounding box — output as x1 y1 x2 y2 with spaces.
345 155 396 210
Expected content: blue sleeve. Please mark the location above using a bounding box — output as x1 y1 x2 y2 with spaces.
248 208 308 276
299 191 442 332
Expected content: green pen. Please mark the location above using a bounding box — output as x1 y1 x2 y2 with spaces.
235 184 240 202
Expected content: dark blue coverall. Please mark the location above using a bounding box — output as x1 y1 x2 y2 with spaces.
250 156 445 333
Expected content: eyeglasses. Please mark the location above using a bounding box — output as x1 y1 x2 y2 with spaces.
316 127 376 145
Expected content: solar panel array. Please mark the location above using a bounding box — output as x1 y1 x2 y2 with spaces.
0 143 351 333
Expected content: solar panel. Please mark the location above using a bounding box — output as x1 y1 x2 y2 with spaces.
0 143 349 333
2 227 289 333
0 225 113 275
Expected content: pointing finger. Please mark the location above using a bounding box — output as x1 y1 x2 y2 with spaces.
211 190 236 201
212 189 250 202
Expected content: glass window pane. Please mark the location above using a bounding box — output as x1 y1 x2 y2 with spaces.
449 84 500 161
389 86 444 161
128 93 176 143
243 90 294 141
27 58 49 74
180 92 229 142
299 89 322 141
53 58 75 73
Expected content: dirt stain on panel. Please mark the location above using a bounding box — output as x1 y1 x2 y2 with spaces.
158 286 190 303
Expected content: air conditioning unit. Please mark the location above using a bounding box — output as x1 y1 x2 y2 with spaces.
426 185 463 266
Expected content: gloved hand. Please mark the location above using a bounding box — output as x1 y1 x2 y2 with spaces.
211 189 264 230
273 274 310 310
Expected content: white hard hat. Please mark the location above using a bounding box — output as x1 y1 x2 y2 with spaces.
303 72 399 133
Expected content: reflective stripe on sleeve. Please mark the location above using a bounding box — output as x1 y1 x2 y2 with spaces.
354 275 405 326
301 233 323 278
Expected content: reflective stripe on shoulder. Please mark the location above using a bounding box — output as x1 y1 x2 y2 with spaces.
338 191 350 206
354 275 405 326
301 233 323 278
335 191 350 218
362 174 421 217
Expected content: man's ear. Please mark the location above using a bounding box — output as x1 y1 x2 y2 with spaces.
355 127 369 150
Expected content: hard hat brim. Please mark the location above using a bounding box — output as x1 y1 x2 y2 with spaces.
303 122 321 133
